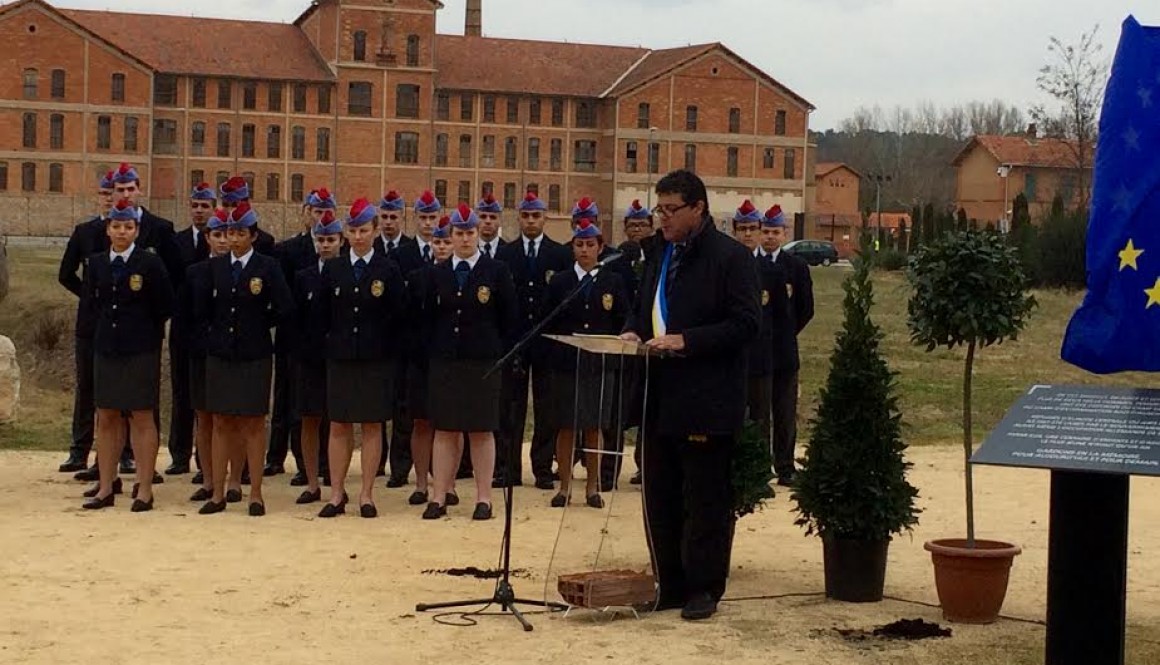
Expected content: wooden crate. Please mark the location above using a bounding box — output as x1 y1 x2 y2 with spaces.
557 570 656 608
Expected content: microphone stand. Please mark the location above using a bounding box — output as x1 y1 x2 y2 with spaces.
415 253 624 631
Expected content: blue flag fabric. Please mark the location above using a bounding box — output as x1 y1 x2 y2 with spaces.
1061 17 1160 374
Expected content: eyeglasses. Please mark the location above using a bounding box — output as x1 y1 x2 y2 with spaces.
652 203 690 219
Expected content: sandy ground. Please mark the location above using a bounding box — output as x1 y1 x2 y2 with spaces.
2 445 1160 665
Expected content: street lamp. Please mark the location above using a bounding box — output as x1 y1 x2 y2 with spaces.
645 126 659 209
997 164 1012 233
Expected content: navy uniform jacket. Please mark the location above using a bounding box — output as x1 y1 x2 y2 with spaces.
255 227 277 257
176 260 212 358
83 248 174 357
404 264 438 364
616 230 663 308
175 226 211 274
374 235 426 280
747 256 793 377
624 220 761 436
424 256 518 362
495 234 572 355
316 253 405 361
290 263 328 364
542 268 629 372
774 250 815 335
198 252 294 362
273 231 318 354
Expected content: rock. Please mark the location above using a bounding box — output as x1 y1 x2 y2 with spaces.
0 335 20 423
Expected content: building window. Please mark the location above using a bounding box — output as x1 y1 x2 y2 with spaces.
318 85 331 114
241 124 255 157
153 119 178 154
267 125 281 158
727 146 739 177
527 138 540 171
1024 171 1038 201
396 84 420 118
481 135 495 167
51 69 65 100
637 102 650 129
406 34 420 67
290 173 305 202
775 110 787 136
436 92 450 121
191 78 206 107
684 144 696 171
526 182 539 195
460 93 474 121
242 172 255 194
191 121 206 154
625 141 637 174
22 162 36 192
96 116 111 150
353 30 367 61
216 123 231 157
49 163 63 193
266 173 280 201
0 162 6 191
686 105 698 131
457 180 471 205
242 81 257 109
50 114 63 150
190 170 204 189
480 181 494 197
529 98 542 125
316 128 330 161
503 182 516 209
574 140 596 172
268 82 283 111
217 80 232 109
783 148 795 179
550 139 562 172
483 95 496 123
648 142 659 174
434 179 448 203
111 73 125 103
728 108 741 133
395 131 419 164
435 133 449 166
504 136 517 169
551 98 564 126
348 82 372 116
124 117 138 152
154 74 177 106
763 148 775 169
506 96 520 124
575 101 597 128
459 134 473 168
294 84 307 113
548 184 561 212
23 69 37 99
291 126 305 159
215 171 229 188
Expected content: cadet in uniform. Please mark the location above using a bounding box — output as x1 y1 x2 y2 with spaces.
219 176 276 256
476 193 506 259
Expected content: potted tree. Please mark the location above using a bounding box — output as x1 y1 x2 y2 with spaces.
907 228 1037 623
791 251 920 602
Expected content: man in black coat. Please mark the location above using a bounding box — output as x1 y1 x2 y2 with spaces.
621 169 761 621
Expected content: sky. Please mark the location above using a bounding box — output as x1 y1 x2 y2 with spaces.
47 0 1160 130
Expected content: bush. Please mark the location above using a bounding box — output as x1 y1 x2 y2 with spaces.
876 248 908 271
30 308 73 353
732 419 774 519
1037 205 1087 289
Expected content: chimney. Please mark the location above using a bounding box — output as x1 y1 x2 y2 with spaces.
1026 122 1037 139
466 0 482 37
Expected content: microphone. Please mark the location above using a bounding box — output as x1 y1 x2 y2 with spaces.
594 252 624 269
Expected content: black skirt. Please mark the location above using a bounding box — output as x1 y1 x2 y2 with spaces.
327 358 394 424
295 358 328 418
94 350 160 411
428 358 500 432
189 355 208 412
547 353 620 430
407 358 431 421
205 355 273 417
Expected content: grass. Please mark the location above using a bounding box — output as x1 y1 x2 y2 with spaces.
0 246 1151 453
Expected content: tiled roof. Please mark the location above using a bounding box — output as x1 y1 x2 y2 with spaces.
602 44 714 97
865 212 911 230
952 135 1091 169
815 162 861 179
60 8 334 81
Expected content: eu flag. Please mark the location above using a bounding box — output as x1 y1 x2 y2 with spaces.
1061 17 1160 373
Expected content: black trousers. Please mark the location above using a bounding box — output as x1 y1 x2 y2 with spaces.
747 374 772 452
380 366 414 478
266 350 303 471
167 338 194 466
642 432 736 602
770 370 799 477
69 335 134 463
498 361 554 483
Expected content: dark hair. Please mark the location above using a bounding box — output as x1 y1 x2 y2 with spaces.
655 169 708 212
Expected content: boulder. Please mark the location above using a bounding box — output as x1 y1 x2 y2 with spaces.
0 335 19 423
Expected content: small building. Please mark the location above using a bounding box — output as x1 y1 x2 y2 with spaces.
811 161 861 256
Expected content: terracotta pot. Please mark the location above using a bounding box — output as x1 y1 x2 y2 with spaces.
924 538 1021 624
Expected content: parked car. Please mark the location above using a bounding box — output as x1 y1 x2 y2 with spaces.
783 240 839 266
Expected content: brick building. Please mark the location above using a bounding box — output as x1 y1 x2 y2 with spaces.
809 161 861 255
0 0 814 240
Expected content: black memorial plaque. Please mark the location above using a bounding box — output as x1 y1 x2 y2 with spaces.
971 384 1160 476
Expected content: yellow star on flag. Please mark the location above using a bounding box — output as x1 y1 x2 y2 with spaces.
1146 277 1160 309
1119 239 1145 271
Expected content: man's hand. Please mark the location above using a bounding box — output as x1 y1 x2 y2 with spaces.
645 334 685 352
619 331 642 343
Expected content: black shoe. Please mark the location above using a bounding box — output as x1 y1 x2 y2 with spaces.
289 471 308 487
74 465 99 482
550 493 568 508
472 502 493 521
293 488 319 504
318 502 344 518
680 593 718 621
491 476 507 489
131 483 139 499
164 463 190 475
445 492 460 507
130 498 154 513
421 502 446 520
262 464 284 477
190 487 212 502
586 493 604 509
59 455 88 473
630 471 643 485
776 473 795 487
225 489 243 504
191 471 204 485
83 477 123 498
119 460 136 475
534 478 555 491
359 503 378 518
152 472 164 484
82 494 115 510
248 501 266 517
199 500 226 515
386 474 407 488
408 490 428 506
600 480 616 493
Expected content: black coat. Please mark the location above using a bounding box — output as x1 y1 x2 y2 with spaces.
404 264 438 361
174 225 211 274
290 263 328 363
316 253 406 361
276 231 317 280
495 234 573 344
774 250 815 335
197 252 294 362
255 227 277 257
625 221 761 436
175 260 211 357
617 230 663 308
747 256 795 376
424 256 518 362
542 268 629 371
83 248 174 357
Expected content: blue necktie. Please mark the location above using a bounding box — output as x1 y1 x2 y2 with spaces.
354 258 367 282
454 261 470 290
666 244 685 295
231 260 243 285
526 240 537 273
111 256 126 284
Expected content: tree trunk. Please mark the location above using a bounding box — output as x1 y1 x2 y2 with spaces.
964 339 976 548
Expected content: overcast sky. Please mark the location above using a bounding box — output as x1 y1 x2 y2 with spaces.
52 0 1156 130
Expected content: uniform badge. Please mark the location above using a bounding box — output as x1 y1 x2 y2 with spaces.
602 293 614 311
145 246 156 254
371 280 385 298
335 287 341 296
250 277 264 295
307 291 313 301
762 289 770 306
129 274 144 292
544 270 555 284
477 285 491 304
786 283 794 299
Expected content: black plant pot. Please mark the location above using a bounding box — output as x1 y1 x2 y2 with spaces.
822 535 889 602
